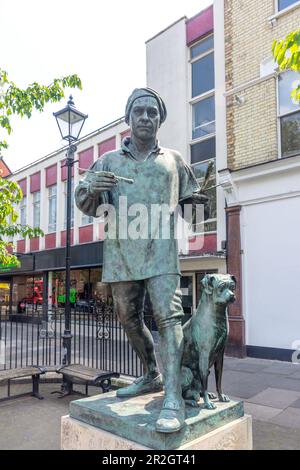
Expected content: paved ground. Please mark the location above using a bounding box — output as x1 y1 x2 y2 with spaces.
0 356 300 450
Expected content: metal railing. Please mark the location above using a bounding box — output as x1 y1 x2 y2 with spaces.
0 302 154 377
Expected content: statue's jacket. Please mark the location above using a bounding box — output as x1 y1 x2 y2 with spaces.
75 138 199 283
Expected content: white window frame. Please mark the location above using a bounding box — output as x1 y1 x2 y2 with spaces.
32 191 40 228
189 34 216 236
276 0 300 13
277 70 300 159
20 195 27 227
191 92 216 142
189 34 216 148
81 213 93 226
48 185 57 233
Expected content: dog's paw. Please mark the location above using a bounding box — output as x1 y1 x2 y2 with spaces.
205 401 217 410
218 394 230 402
200 391 217 400
184 399 200 408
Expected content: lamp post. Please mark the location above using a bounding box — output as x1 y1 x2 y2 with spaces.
53 96 88 365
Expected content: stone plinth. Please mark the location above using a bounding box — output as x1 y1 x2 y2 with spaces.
61 391 252 450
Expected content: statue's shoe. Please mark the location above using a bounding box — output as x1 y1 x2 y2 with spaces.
116 374 163 398
155 398 186 433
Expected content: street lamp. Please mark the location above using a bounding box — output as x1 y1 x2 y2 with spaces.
54 96 88 365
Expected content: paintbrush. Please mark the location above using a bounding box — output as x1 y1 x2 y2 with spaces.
78 168 134 184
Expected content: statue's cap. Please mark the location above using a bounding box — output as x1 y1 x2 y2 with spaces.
125 87 167 125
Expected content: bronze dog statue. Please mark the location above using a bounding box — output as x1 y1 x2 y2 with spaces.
180 274 236 409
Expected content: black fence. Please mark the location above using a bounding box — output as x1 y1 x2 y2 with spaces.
0 302 154 377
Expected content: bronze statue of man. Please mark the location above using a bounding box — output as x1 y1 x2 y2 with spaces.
75 88 208 433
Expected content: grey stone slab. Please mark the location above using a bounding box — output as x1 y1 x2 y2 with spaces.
69 391 244 450
224 358 269 373
248 388 300 409
207 369 254 390
209 369 256 386
242 358 276 366
241 372 270 387
207 370 263 399
243 402 282 422
289 398 300 409
289 369 300 380
252 420 300 450
228 362 268 373
261 362 300 376
270 407 300 430
224 380 267 399
264 375 300 392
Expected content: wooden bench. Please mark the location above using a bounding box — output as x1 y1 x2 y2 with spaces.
0 366 46 401
54 364 120 397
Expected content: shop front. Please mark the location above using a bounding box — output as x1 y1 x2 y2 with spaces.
48 267 112 310
0 278 11 320
0 241 107 321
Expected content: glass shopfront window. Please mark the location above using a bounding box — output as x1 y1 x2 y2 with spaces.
12 275 44 317
51 268 112 310
0 280 10 319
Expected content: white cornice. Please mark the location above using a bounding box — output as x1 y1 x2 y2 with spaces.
219 156 300 207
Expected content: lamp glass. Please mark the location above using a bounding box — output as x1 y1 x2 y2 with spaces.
55 108 86 141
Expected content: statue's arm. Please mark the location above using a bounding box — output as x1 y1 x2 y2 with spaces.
75 160 110 217
75 179 103 217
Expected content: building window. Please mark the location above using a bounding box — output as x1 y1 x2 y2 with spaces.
48 185 57 233
190 35 214 59
33 191 40 228
190 34 216 234
20 196 27 226
81 214 93 226
192 53 215 98
192 96 215 140
63 179 74 229
278 70 300 158
278 0 299 11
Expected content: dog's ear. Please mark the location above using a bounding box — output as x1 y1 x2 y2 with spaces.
231 275 237 286
201 274 214 295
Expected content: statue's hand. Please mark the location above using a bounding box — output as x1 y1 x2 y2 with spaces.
192 191 209 206
88 171 118 194
192 191 210 221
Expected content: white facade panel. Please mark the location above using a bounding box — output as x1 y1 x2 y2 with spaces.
243 196 300 350
222 156 300 351
146 18 189 161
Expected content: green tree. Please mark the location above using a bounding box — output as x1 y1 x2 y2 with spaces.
0 69 82 267
273 29 300 103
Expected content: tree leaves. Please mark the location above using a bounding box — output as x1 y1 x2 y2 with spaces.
273 30 300 104
0 70 82 150
0 69 82 266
